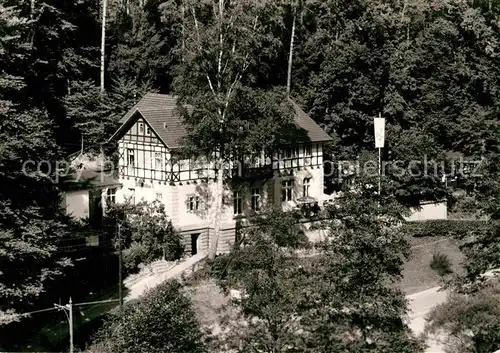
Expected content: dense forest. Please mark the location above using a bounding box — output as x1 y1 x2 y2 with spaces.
1 0 499 340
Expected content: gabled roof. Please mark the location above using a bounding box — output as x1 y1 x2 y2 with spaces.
109 93 331 149
288 99 331 143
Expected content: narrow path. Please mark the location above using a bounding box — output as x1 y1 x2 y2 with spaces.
406 286 447 353
124 252 207 302
406 269 500 353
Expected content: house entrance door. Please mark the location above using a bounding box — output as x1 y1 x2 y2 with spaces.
191 233 200 255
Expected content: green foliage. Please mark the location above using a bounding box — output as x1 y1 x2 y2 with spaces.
302 191 423 352
89 280 207 353
449 194 479 215
108 2 170 89
209 192 423 352
425 281 500 353
403 220 492 238
430 253 454 277
244 207 310 249
452 221 500 292
295 0 500 205
214 224 310 351
105 201 184 275
0 2 77 321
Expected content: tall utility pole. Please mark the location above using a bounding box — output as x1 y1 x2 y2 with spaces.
286 12 295 96
100 0 107 94
69 298 73 353
54 297 73 353
118 223 123 310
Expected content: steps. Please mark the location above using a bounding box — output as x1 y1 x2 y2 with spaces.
124 252 207 302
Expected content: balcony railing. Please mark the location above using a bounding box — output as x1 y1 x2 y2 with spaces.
230 163 273 182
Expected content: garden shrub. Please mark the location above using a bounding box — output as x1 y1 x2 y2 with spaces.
89 280 206 353
430 252 453 276
403 220 491 238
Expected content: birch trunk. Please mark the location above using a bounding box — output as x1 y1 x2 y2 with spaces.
286 13 296 96
181 3 185 60
100 0 107 94
30 0 35 19
208 0 226 259
209 162 225 259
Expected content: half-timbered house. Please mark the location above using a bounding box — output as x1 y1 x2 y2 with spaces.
108 93 332 254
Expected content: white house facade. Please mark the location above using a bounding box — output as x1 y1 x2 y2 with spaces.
106 93 332 254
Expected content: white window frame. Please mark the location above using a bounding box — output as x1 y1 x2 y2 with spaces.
188 196 201 211
154 152 162 170
304 144 312 156
281 180 293 202
138 123 144 134
303 177 311 197
233 191 243 215
106 188 116 204
251 188 260 212
127 149 135 166
146 126 151 135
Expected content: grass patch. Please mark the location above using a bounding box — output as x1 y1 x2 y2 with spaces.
401 236 464 294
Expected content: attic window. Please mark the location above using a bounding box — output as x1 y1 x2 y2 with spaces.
163 122 167 129
146 126 151 135
138 123 144 134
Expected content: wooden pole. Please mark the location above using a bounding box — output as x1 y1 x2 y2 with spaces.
68 297 73 353
118 224 123 310
378 146 382 199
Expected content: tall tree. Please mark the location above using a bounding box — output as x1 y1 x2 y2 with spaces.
108 2 170 89
303 191 423 352
0 2 73 323
163 0 296 259
89 280 207 353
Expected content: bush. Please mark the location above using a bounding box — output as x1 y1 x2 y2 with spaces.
403 220 491 238
449 194 477 214
89 280 206 353
425 282 500 353
430 252 453 276
207 254 232 282
106 201 184 275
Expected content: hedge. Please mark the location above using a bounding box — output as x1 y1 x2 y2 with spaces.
403 220 492 238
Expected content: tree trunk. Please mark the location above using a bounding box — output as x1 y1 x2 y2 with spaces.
286 13 296 96
181 2 185 62
30 0 35 19
209 161 225 259
100 0 107 94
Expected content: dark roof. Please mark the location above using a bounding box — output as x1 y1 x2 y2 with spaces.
288 99 332 143
110 93 331 148
62 168 121 190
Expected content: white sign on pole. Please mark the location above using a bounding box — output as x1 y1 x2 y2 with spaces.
374 116 385 148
